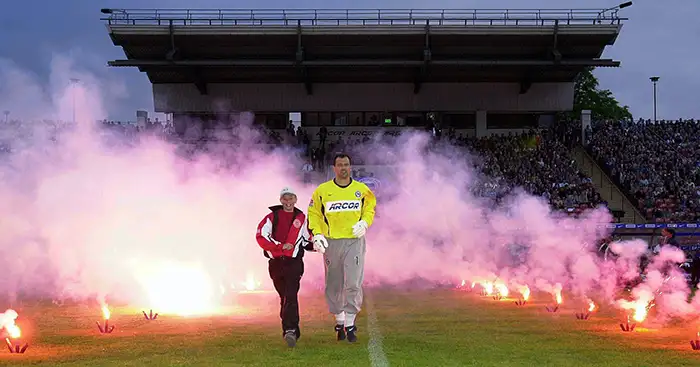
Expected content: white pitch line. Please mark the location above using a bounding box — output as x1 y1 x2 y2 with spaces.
366 293 390 367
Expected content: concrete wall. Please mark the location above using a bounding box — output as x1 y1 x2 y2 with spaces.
153 82 574 113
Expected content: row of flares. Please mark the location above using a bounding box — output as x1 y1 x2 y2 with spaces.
461 280 651 323
0 271 268 346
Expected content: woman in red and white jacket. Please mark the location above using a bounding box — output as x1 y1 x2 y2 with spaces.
255 187 320 348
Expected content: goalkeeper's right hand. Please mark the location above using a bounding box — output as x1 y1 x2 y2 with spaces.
312 234 329 254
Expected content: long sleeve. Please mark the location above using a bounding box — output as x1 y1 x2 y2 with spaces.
300 215 315 251
361 187 377 227
307 188 325 236
255 214 279 252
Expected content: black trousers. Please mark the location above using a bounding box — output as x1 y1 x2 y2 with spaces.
268 256 304 338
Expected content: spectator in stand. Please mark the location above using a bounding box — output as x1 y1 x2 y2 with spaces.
301 160 314 184
587 119 699 223
310 148 318 170
318 126 328 148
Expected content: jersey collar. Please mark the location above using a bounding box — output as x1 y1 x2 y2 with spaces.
333 177 353 188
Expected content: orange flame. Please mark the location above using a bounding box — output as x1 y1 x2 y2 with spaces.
470 281 476 288
133 261 219 316
242 273 260 292
460 279 466 287
495 283 509 298
555 290 562 305
588 300 596 312
481 282 494 295
617 296 653 323
519 285 530 301
101 305 111 320
0 309 20 339
632 302 649 323
5 324 20 339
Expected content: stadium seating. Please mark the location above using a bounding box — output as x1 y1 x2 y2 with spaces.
460 130 604 214
9 117 696 223
317 126 604 214
587 119 699 223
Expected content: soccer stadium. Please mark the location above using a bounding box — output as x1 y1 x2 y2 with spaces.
0 3 699 366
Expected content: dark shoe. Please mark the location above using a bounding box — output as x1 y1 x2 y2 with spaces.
345 325 357 343
335 324 346 341
284 330 297 347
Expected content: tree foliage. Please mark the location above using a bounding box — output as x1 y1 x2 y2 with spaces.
569 67 632 121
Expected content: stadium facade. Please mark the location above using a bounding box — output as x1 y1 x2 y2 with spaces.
102 7 626 137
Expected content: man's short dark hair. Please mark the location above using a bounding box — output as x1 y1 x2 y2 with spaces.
333 153 351 166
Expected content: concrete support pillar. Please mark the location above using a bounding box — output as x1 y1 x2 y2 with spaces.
475 110 488 138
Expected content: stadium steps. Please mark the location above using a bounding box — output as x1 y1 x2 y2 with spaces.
572 145 645 224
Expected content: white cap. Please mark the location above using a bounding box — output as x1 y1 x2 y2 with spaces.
280 187 296 197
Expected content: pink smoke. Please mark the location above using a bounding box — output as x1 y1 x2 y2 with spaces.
0 54 698 325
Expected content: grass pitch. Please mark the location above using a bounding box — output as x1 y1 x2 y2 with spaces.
2 288 700 366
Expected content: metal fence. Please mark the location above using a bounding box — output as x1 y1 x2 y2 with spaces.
101 8 627 27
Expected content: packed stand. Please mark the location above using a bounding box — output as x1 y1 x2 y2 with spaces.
0 117 306 158
307 121 603 215
462 130 604 214
587 119 700 223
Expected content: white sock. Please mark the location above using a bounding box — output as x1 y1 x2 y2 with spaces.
334 312 345 325
345 313 356 327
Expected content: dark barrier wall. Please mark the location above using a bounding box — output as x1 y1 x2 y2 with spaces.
611 223 700 251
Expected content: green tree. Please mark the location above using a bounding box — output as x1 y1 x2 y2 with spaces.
568 67 632 121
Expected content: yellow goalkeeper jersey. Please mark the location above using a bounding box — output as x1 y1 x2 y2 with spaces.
308 178 377 239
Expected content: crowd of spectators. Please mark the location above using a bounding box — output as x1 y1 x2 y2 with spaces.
462 129 604 214
6 114 697 223
0 116 306 157
307 116 698 223
306 121 603 215
587 118 699 223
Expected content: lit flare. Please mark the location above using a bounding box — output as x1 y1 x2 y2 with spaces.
481 282 494 295
519 285 530 301
633 302 650 323
101 305 111 320
587 300 596 312
617 296 654 323
134 260 218 316
495 283 509 298
0 309 20 339
242 273 261 292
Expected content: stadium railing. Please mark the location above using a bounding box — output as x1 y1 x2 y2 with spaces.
101 8 627 27
583 145 647 222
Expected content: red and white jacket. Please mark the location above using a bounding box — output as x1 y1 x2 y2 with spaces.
255 205 314 259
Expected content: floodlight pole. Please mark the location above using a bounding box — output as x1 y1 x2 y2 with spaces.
69 78 80 123
650 76 660 123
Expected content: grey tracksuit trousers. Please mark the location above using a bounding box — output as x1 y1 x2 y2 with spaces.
323 237 366 315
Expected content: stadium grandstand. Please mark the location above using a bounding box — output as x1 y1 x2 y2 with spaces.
96 6 698 251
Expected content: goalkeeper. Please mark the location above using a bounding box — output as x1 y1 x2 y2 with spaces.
308 153 376 343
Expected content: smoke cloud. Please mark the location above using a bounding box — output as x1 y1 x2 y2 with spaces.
0 54 698 325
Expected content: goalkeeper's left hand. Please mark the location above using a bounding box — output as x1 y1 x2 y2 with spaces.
352 220 368 238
